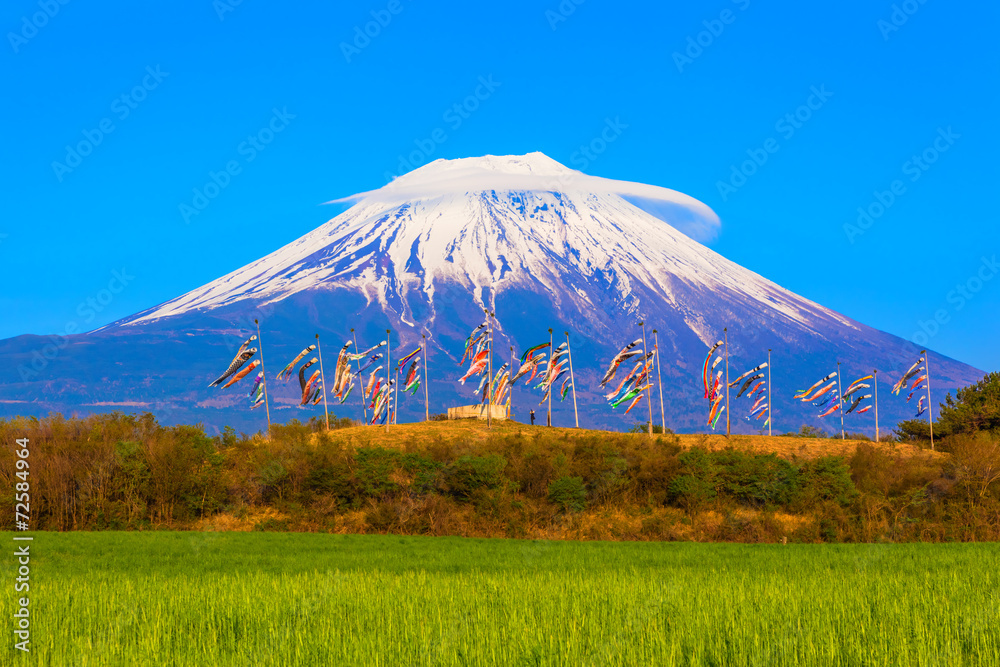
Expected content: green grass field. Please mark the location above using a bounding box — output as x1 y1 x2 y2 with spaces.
2 533 997 666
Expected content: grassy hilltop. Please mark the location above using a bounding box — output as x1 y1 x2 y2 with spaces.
323 417 933 460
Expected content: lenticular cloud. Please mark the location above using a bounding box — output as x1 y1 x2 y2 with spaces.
329 152 721 242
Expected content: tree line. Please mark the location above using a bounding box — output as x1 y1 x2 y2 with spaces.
1 373 997 542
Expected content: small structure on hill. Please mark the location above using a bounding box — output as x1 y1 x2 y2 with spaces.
447 404 509 421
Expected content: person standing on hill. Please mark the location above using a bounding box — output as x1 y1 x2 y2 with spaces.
529 410 535 425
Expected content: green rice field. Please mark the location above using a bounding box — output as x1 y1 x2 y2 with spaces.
2 532 997 665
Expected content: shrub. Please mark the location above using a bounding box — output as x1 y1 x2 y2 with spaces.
252 517 289 531
548 476 587 513
849 443 895 496
938 372 1000 436
632 447 681 505
364 502 400 532
400 452 441 495
787 425 828 439
895 419 933 443
798 456 857 506
714 451 798 507
587 455 629 504
945 432 1000 503
668 447 718 516
305 462 353 499
442 454 507 498
509 451 555 499
354 447 401 498
628 423 673 434
258 458 289 501
307 416 353 431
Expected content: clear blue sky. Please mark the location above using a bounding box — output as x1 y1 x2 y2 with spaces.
2 0 997 372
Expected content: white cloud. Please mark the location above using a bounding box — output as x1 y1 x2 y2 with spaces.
328 153 721 242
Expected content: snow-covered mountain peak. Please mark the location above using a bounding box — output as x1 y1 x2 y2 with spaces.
118 153 852 341
334 153 716 225
401 152 573 180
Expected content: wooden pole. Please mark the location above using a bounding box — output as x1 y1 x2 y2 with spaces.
565 331 579 428
385 329 391 432
510 344 515 422
487 310 493 429
351 328 368 425
837 362 845 440
923 350 934 451
254 319 272 436
640 322 652 437
315 334 331 430
422 333 430 421
653 329 666 433
392 338 400 427
724 328 730 438
767 348 772 436
547 328 553 427
873 368 880 442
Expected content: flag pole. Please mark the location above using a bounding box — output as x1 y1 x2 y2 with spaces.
487 311 494 428
351 328 368 425
392 337 400 426
767 348 772 436
565 331 579 428
314 334 331 430
254 319 272 437
724 327 730 438
653 329 666 433
509 344 516 422
873 368 880 442
385 329 391 432
639 322 652 437
547 328 553 427
422 333 430 422
923 350 934 451
837 361 845 440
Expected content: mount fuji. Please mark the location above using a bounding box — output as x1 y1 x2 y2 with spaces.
0 153 983 433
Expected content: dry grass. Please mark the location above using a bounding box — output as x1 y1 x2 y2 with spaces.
675 432 944 461
317 418 942 461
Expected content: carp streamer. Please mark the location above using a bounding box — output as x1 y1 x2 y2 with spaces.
599 341 652 418
702 341 723 398
209 342 257 388
277 345 316 382
892 358 924 395
601 339 642 388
